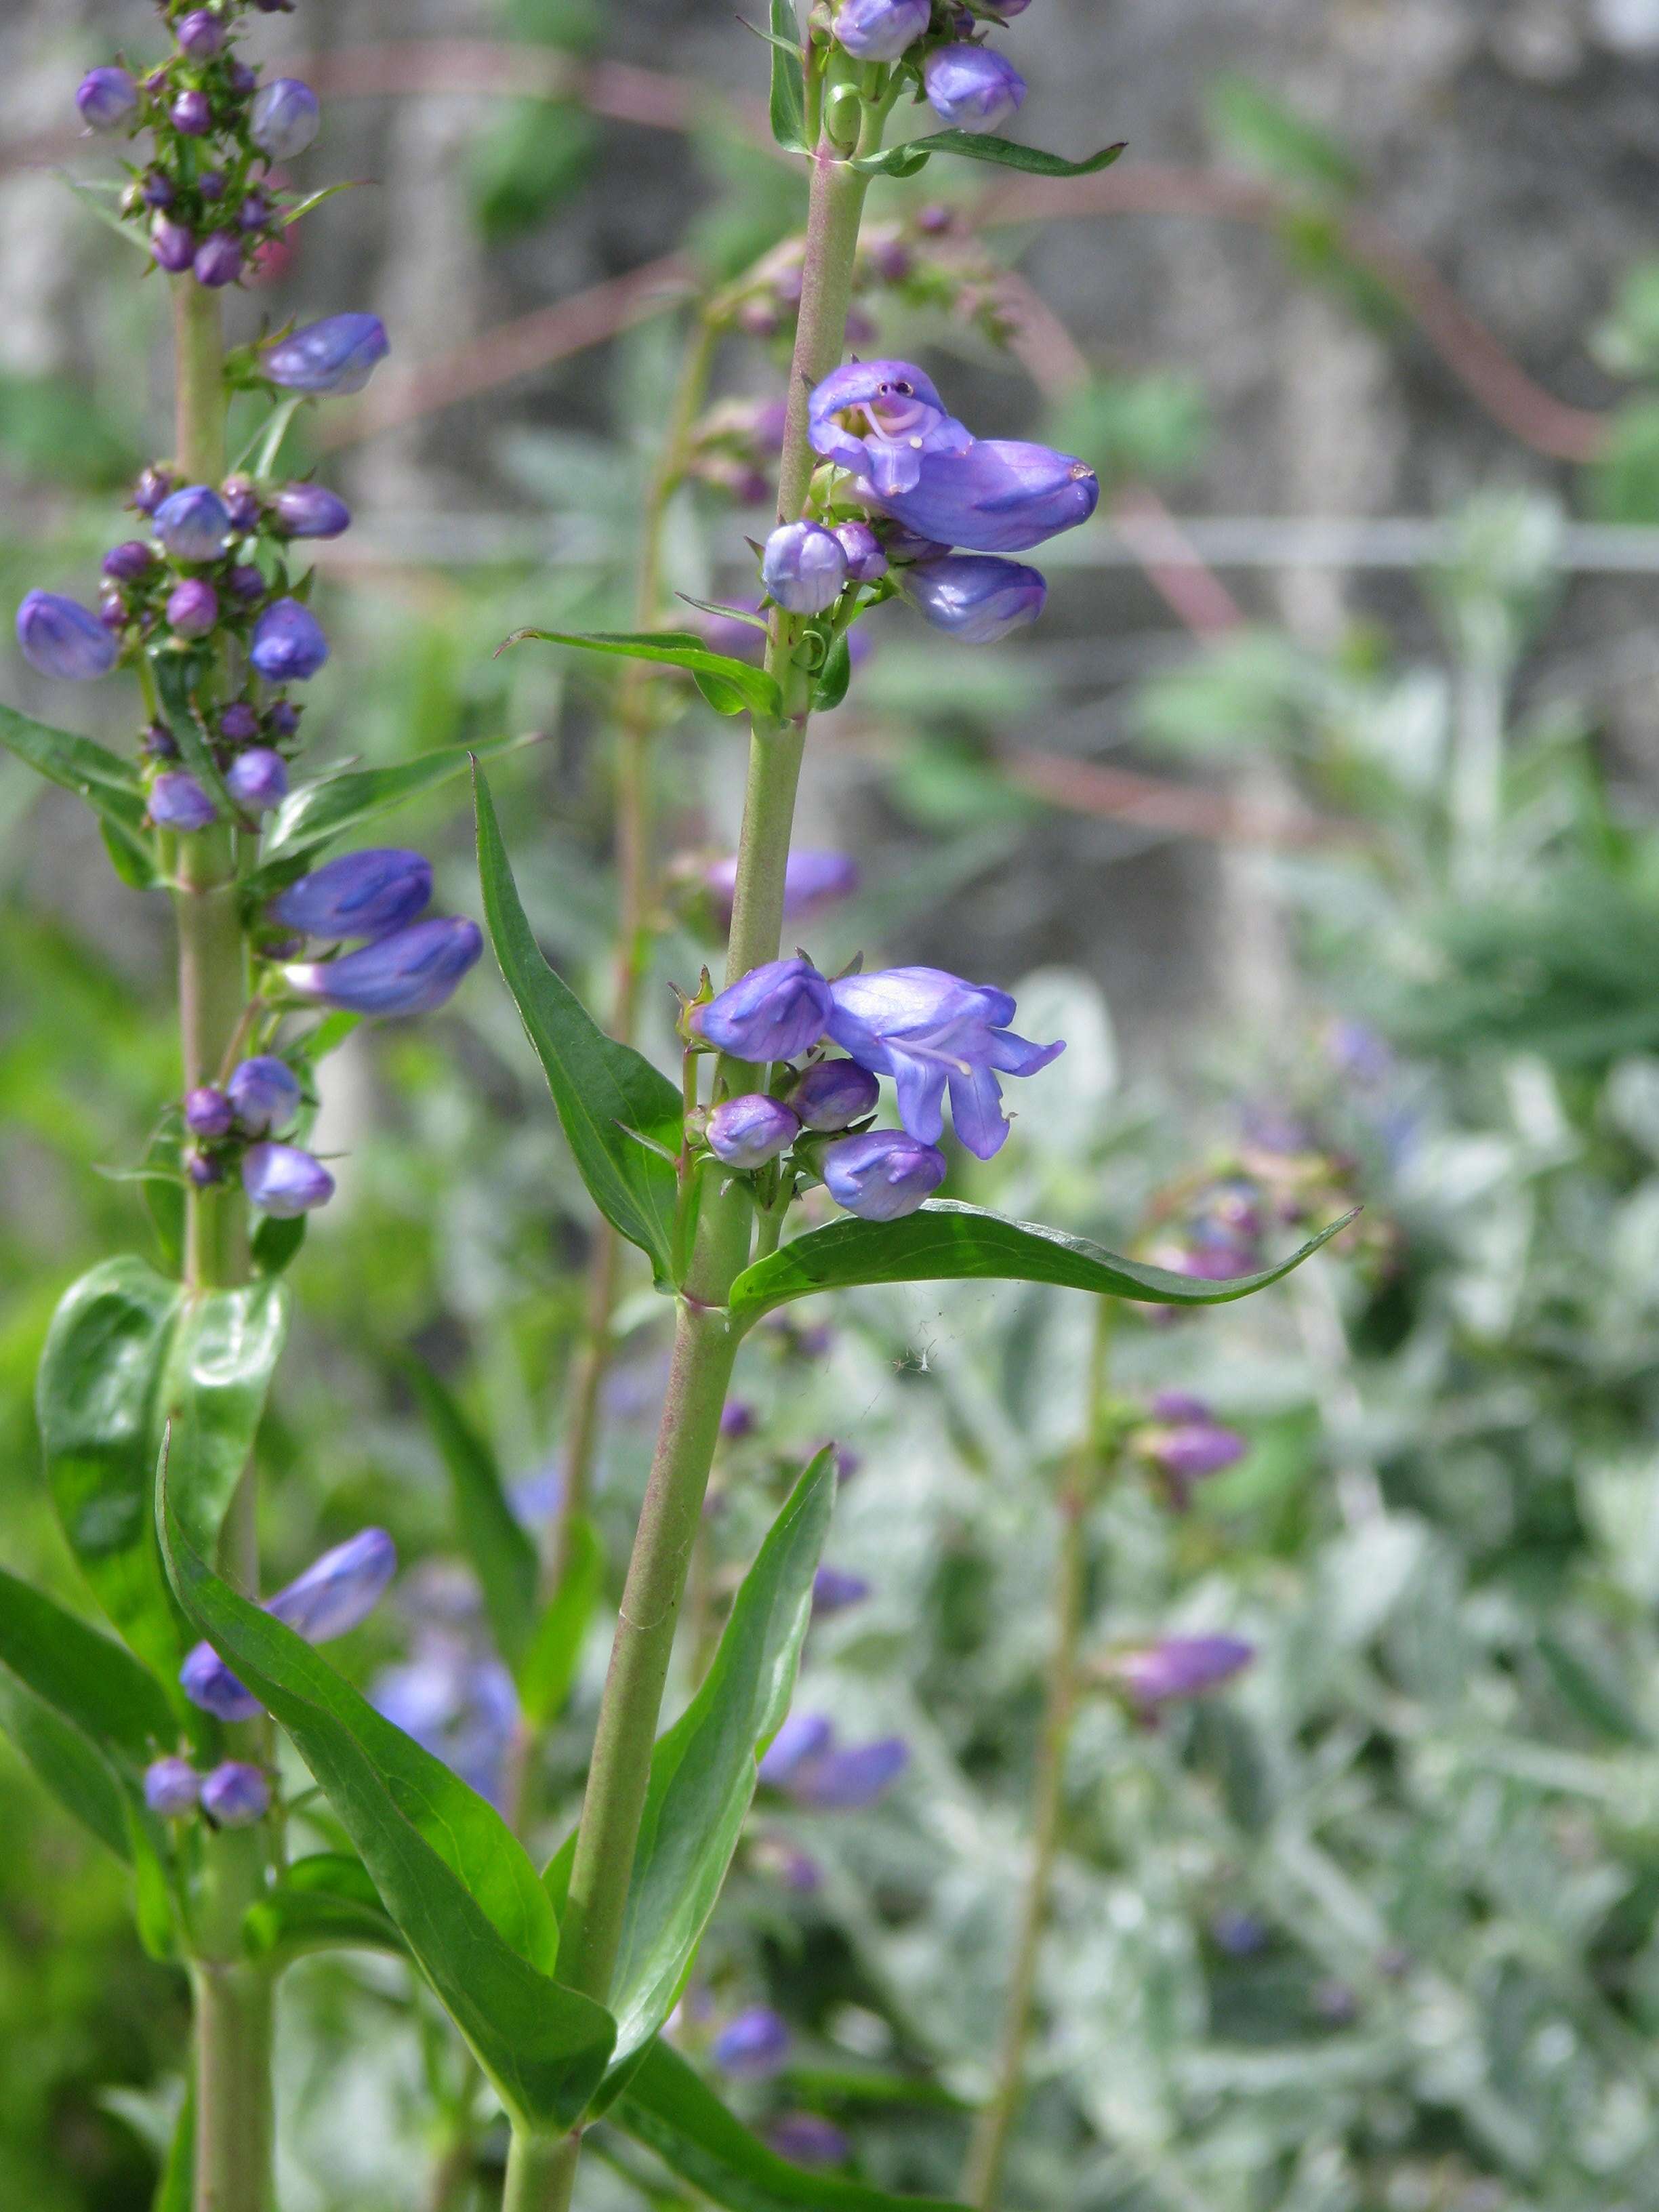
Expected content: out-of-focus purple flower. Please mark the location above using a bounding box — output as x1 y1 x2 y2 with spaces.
150 771 218 831
166 579 219 638
175 8 225 57
192 233 244 289
792 1733 909 1809
371 1619 518 1806
270 483 351 539
719 1401 756 1442
1314 1980 1359 2026
711 2007 792 2079
707 1093 800 1169
242 1141 334 1216
981 0 1033 13
225 747 289 813
144 1757 200 1818
250 79 321 161
77 66 138 131
283 916 483 1017
226 564 266 605
695 602 766 662
833 0 931 59
1133 1405 1247 1509
141 171 173 209
821 1130 947 1219
750 1832 824 1891
170 88 213 137
186 1150 224 1188
904 554 1046 642
758 1711 834 1785
509 1465 563 1527
691 958 833 1064
184 1086 234 1138
153 485 231 564
769 2114 850 2167
249 598 328 682
134 466 174 515
16 591 117 680
227 1055 300 1134
787 1058 880 1132
812 1567 870 1616
201 1762 270 1826
1211 1909 1269 1957
809 360 972 499
705 848 859 929
923 43 1027 131
271 848 433 941
102 540 155 584
877 441 1098 554
239 190 273 232
1107 1633 1254 1713
197 169 226 204
832 520 888 581
182 1529 393 1722
260 314 390 395
180 1640 258 1721
150 218 197 273
827 966 1063 1159
762 522 848 615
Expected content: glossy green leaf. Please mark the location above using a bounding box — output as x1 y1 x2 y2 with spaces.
617 2041 968 2212
161 1277 291 1562
405 1357 538 1668
0 1668 131 1861
0 702 155 882
160 1486 615 2130
243 1853 406 1962
517 1515 602 1726
855 132 1126 182
813 634 853 714
476 769 684 1279
0 1565 173 1767
727 1201 1355 1330
768 0 807 154
604 1450 834 2070
499 629 783 722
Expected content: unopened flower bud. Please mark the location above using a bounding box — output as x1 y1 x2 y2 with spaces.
166 578 219 638
98 595 129 635
249 598 328 682
102 540 155 583
16 591 118 680
270 483 351 539
227 1054 300 1134
220 476 261 533
225 746 288 812
707 1092 800 1168
260 314 390 395
77 66 140 131
238 190 272 232
180 1641 259 1720
787 1058 879 1131
153 485 232 563
186 1149 224 1187
833 0 931 60
266 1528 396 1641
150 771 218 831
923 43 1027 132
812 1566 870 1614
821 1129 947 1220
169 87 213 137
192 233 244 289
243 1140 334 1216
219 700 260 741
905 554 1046 642
141 170 175 208
691 957 833 1063
282 916 483 1016
184 1085 234 1137
176 9 226 56
250 79 321 161
201 1761 270 1826
150 217 197 273
198 169 226 203
270 847 432 940
133 465 174 515
1105 1633 1254 1713
226 562 266 603
711 2007 792 2079
761 521 848 615
142 722 178 760
144 1756 201 1818
265 699 301 737
832 520 887 581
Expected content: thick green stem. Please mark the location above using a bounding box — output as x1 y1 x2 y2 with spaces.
173 276 227 482
502 2130 580 2212
190 1961 275 2212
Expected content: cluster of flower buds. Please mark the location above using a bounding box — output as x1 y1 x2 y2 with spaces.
182 1050 335 1214
1128 1391 1248 1511
758 1711 909 1808
264 846 484 1018
816 0 1034 136
180 1528 396 1720
144 1753 271 1827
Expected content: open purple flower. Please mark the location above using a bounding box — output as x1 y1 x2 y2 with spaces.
904 554 1046 642
1107 1633 1254 1714
809 360 972 499
827 966 1063 1159
834 0 931 59
260 314 390 395
242 1142 334 1217
181 1530 396 1721
16 590 117 680
271 848 433 941
691 957 833 1063
283 916 483 1016
874 440 1098 554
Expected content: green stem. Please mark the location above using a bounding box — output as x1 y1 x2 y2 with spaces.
190 1962 275 2212
502 2131 580 2212
172 274 227 482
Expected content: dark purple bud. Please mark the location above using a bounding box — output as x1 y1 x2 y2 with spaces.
192 233 244 289
711 2008 792 2079
922 43 1027 131
719 1400 756 1441
253 0 297 11
186 1149 224 1187
98 596 129 635
197 169 226 203
237 190 272 232
184 1084 234 1137
811 1566 870 1615
833 0 931 60
150 771 218 830
832 520 887 581
227 1054 300 1134
16 591 118 680
219 699 260 742
218 477 260 533
1107 1633 1254 1711
691 957 833 1063
769 2114 850 2168
141 169 176 209
180 1641 260 1721
250 79 321 161
176 8 226 57
227 563 266 603
133 465 174 515
281 916 483 1017
707 1092 800 1169
787 1058 880 1132
169 88 214 138
144 1756 201 1818
264 699 301 737
260 314 390 395
166 578 219 638
142 721 179 760
249 598 327 682
150 218 197 274
76 66 139 132
905 554 1046 643
225 60 259 93
270 483 351 539
225 746 288 812
266 1528 396 1642
821 1130 947 1220
761 521 847 615
271 848 432 941
201 1761 270 1826
153 484 232 562
243 1140 334 1216
102 539 155 583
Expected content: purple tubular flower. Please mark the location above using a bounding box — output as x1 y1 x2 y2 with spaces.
184 1085 234 1138
227 1054 300 1134
153 485 232 563
790 1736 909 1809
250 79 321 161
150 218 197 274
758 1711 834 1785
812 1566 870 1615
175 8 225 56
769 2114 850 2168
224 747 289 813
249 598 329 682
762 522 848 615
834 0 932 60
102 540 155 583
827 966 1064 1159
260 314 390 395
170 88 213 137
1141 1417 1247 1484
192 233 244 289
144 1756 201 1818
270 483 351 539
876 441 1099 554
15 590 117 680
1109 1633 1255 1711
808 360 972 499
691 958 833 1063
712 2008 792 2078
266 1528 396 1641
270 848 433 941
788 1058 880 1132
242 1141 334 1216
150 771 218 831
904 554 1046 643
707 1093 800 1169
821 1130 947 1219
923 43 1027 131
180 1641 260 1722
76 66 138 131
167 579 219 638
200 1762 270 1827
283 916 483 1017
832 520 887 581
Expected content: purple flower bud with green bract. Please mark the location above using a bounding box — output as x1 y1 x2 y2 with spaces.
271 848 432 940
198 170 226 203
102 540 155 583
144 1757 200 1818
828 966 1063 1158
283 916 483 1016
243 1141 334 1216
707 1093 800 1169
251 79 321 160
705 848 859 927
186 1150 223 1187
769 2115 850 2168
923 43 1027 131
266 1528 396 1642
260 314 390 395
821 1130 947 1219
832 520 887 581
98 596 128 635
77 67 139 131
691 957 832 1063
219 700 259 741
787 1058 880 1132
16 591 117 680
142 171 174 208
142 723 178 760
812 1567 869 1615
227 1055 300 1134
905 554 1046 642
150 772 217 830
201 1762 269 1827
1109 1633 1254 1711
834 0 931 59
877 441 1098 553
239 191 272 232
270 483 351 539
762 521 847 615
192 233 243 289
153 485 231 563
227 564 266 603
170 88 213 137
150 218 196 273
176 9 225 57
809 359 972 498
180 1641 260 1721
166 579 218 638
224 747 288 812
184 1085 234 1137
249 598 328 682
712 2008 792 2078
220 476 260 530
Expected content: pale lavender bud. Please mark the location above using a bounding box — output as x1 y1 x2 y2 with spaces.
266 1528 396 1642
787 1059 879 1132
201 1761 270 1826
1107 1633 1254 1711
180 1641 260 1721
260 314 390 396
832 520 887 581
922 43 1027 131
175 9 225 58
242 1141 334 1216
821 1130 946 1220
691 957 833 1063
811 1567 870 1615
15 590 118 680
150 771 217 831
707 1092 800 1168
102 540 155 583
250 79 321 161
224 747 288 812
711 2007 792 2078
192 232 243 289
769 2114 850 2167
170 88 213 138
270 848 432 941
269 483 351 539
282 916 483 1017
153 485 232 563
226 1054 300 1134
77 66 139 131
184 1085 234 1137
762 521 848 615
144 1756 201 1818
834 0 931 60
166 579 219 638
249 598 327 682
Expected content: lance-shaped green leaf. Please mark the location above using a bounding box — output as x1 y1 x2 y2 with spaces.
518 1515 602 1727
727 1200 1355 1330
768 0 807 153
476 769 684 1279
500 628 783 722
0 1565 174 1767
154 2083 193 2212
616 2041 969 2212
0 1668 133 1862
854 132 1126 182
602 1449 834 2071
0 702 155 883
160 1485 615 2129
405 1357 539 1668
243 1853 407 1963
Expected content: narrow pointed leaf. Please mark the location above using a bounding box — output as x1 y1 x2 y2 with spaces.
243 1853 407 1961
405 1359 538 1668
154 2083 193 2212
769 0 808 152
152 652 238 821
0 1565 173 1765
854 132 1126 181
0 1669 132 1861
0 703 155 881
517 1515 603 1726
500 630 783 722
728 1201 1355 1329
476 769 683 1278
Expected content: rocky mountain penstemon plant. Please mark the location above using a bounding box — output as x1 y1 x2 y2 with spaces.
0 5 1349 2212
